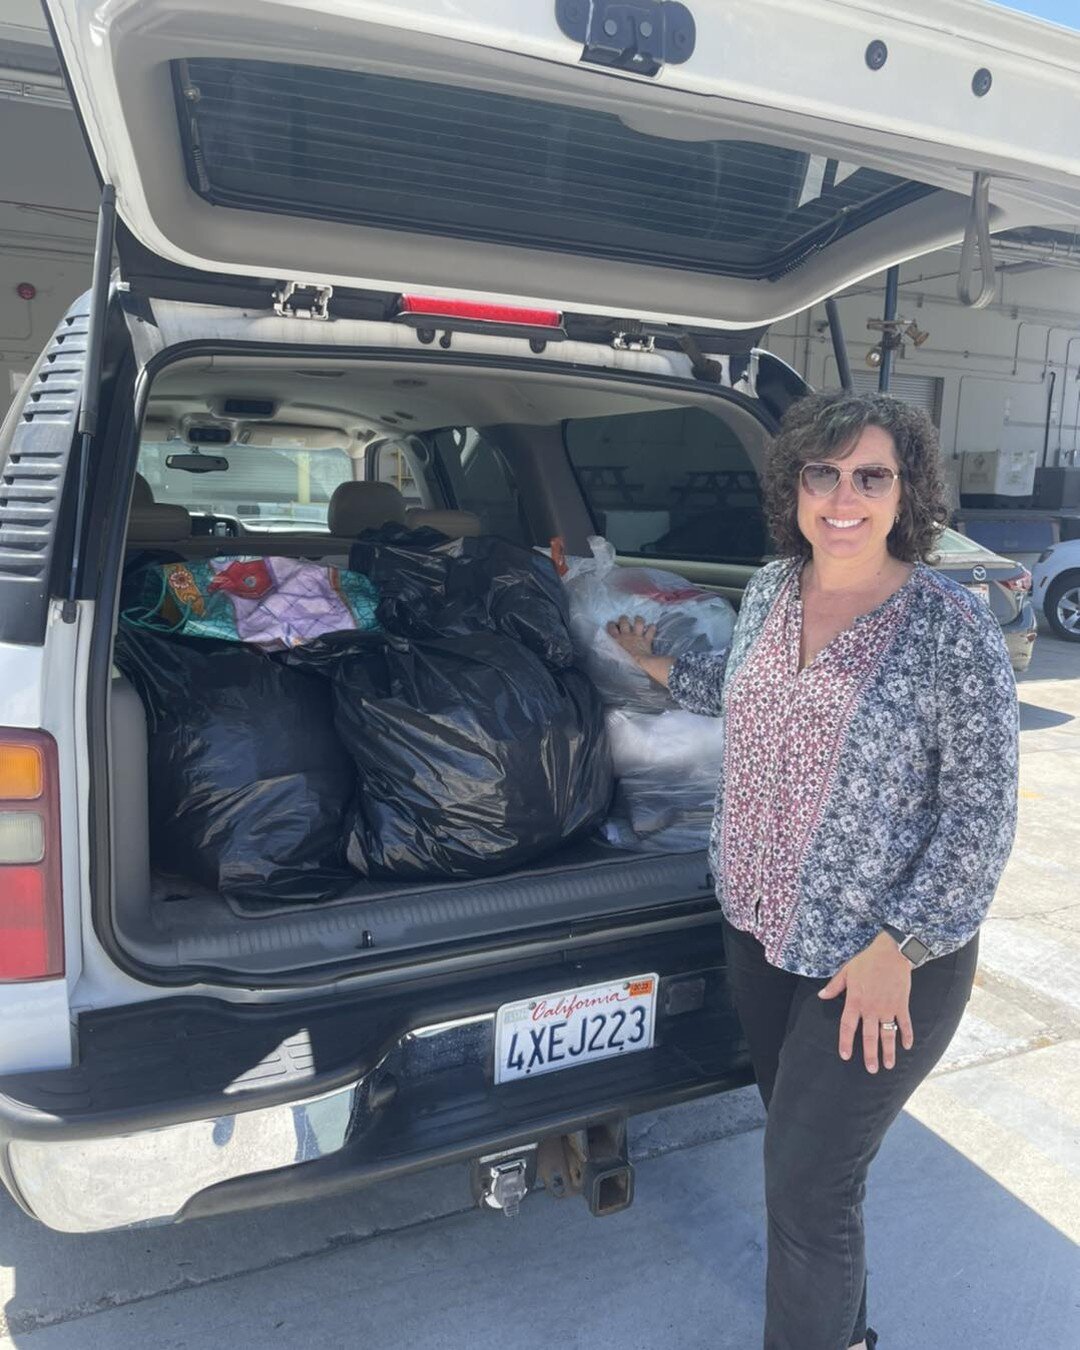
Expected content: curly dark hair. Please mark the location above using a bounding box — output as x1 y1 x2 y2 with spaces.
763 391 948 564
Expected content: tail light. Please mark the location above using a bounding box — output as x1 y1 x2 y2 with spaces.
397 295 563 332
0 732 63 981
1002 570 1032 593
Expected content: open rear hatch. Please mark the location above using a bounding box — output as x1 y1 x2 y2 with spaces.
44 0 1080 330
39 0 1080 987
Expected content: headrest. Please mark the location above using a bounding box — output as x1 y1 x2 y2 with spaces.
127 503 193 543
328 482 407 536
132 473 154 507
405 508 483 539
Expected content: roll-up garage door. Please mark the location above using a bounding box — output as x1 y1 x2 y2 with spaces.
850 370 943 425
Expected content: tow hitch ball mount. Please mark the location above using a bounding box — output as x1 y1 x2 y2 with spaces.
472 1121 635 1218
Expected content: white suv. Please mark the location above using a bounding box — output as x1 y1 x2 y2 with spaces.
3 0 1079 1234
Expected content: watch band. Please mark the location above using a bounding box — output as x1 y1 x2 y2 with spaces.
882 924 932 967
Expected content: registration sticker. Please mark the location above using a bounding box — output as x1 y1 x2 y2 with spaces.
494 975 658 1085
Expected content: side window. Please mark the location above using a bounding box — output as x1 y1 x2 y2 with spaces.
432 427 529 545
564 407 769 565
372 439 426 510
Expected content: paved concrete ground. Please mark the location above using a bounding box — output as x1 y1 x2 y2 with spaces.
1 634 1078 1349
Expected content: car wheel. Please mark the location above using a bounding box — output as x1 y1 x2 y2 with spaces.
1045 570 1080 641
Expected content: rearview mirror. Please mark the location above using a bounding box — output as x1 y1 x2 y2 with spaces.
165 453 230 474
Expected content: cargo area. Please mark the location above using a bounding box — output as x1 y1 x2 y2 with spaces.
103 357 772 979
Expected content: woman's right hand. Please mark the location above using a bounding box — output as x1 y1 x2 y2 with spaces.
606 614 657 665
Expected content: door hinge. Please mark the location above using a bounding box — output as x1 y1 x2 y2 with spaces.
555 1 696 77
273 281 333 320
613 332 655 353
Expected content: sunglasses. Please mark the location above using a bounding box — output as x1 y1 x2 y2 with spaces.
800 461 901 500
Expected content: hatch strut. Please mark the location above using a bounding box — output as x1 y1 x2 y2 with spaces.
957 172 996 309
63 183 116 622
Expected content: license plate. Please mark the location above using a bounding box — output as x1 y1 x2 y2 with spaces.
965 582 991 604
494 975 658 1085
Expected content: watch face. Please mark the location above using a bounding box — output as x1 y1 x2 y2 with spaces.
903 936 931 965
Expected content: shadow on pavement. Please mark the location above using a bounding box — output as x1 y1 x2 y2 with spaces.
1018 701 1075 731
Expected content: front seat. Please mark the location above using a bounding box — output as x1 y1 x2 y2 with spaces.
127 473 193 546
327 482 408 537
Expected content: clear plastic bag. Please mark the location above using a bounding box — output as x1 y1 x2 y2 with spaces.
562 537 736 712
601 771 720 854
601 708 724 853
605 707 726 777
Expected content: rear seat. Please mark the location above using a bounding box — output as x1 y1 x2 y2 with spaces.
125 478 482 564
406 508 482 537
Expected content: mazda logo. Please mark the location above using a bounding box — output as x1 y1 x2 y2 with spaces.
972 566 987 582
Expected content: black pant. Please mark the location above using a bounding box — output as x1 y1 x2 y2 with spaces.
721 917 978 1350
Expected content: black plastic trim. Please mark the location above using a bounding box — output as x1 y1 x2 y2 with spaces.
0 928 746 1139
118 224 767 358
0 296 90 644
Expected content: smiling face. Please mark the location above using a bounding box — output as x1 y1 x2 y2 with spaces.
796 424 902 567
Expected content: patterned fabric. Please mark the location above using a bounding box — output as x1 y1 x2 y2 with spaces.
669 558 1019 977
124 556 380 650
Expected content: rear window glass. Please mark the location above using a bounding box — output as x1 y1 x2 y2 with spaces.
936 527 992 557
565 407 769 564
173 57 936 281
138 441 353 532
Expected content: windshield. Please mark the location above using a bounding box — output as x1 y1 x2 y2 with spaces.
137 441 354 531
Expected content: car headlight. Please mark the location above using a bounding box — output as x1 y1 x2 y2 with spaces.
1037 548 1055 563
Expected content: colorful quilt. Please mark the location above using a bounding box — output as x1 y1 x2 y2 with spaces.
125 556 380 649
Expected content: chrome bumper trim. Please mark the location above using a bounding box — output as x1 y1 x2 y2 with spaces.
7 1076 362 1232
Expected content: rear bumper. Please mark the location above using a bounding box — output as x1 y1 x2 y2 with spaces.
0 925 750 1232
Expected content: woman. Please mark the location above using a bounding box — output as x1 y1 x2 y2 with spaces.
607 392 1018 1350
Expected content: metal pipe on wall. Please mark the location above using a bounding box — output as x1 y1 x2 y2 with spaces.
1042 370 1057 468
878 266 899 393
825 298 853 391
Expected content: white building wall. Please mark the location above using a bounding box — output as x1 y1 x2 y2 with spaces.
0 99 96 410
762 252 1080 477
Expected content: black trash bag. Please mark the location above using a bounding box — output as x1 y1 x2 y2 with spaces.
347 524 574 669
113 625 356 903
306 631 612 879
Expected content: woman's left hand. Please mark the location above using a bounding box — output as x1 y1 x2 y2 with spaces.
818 933 915 1072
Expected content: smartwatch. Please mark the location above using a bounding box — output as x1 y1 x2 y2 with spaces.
882 924 932 968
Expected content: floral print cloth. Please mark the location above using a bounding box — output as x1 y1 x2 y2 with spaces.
669 558 1019 976
124 556 380 650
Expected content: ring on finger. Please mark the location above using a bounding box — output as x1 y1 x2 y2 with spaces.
881 1020 899 1033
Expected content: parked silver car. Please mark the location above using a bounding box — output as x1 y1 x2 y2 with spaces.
933 528 1037 673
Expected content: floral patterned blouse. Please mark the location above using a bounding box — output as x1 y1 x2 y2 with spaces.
668 557 1019 977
